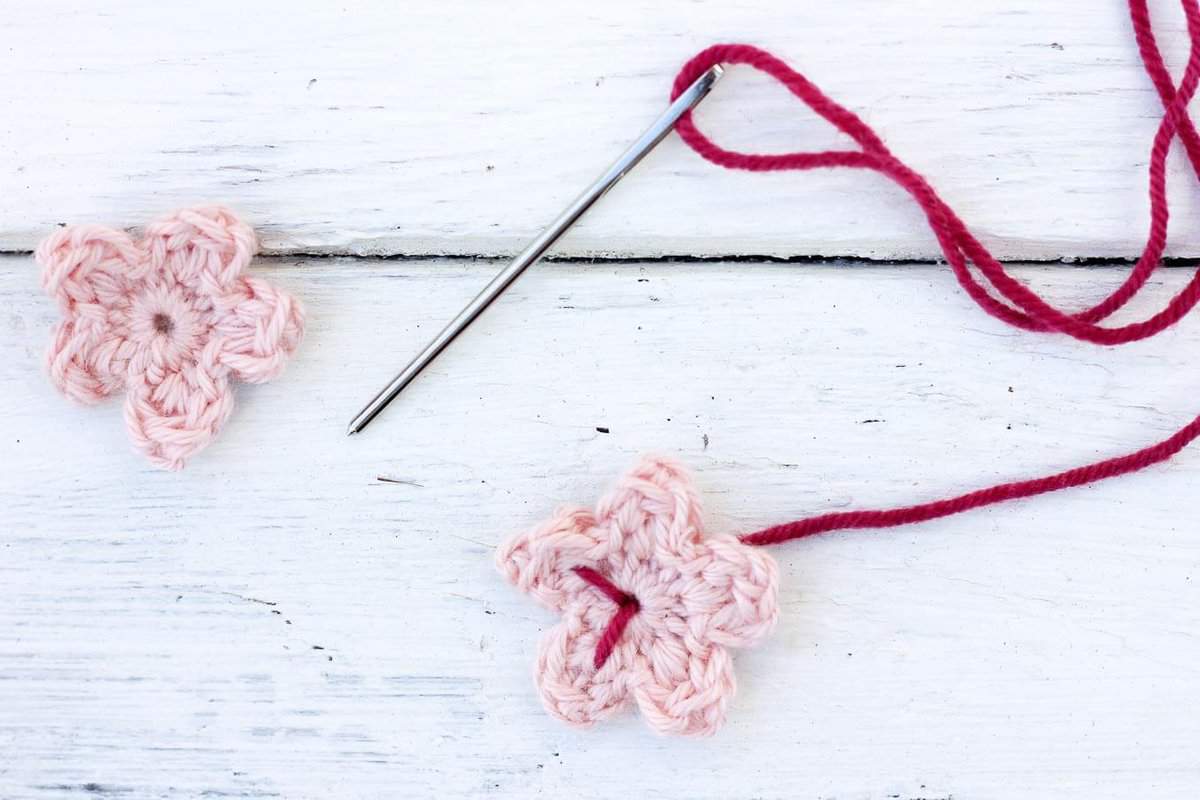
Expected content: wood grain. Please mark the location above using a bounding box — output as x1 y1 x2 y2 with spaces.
5 0 1200 259
4 255 1200 798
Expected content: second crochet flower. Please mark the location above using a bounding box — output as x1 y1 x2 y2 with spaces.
36 207 305 470
496 456 780 736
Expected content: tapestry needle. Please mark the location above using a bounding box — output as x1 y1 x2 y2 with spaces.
346 64 725 436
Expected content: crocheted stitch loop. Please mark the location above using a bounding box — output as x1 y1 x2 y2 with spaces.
496 456 780 736
36 206 305 470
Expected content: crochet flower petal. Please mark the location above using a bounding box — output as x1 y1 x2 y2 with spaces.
142 207 257 299
123 365 235 471
37 223 147 312
45 317 131 404
594 456 706 566
496 506 604 612
36 224 145 403
680 535 780 649
632 641 736 737
535 600 637 728
212 276 306 383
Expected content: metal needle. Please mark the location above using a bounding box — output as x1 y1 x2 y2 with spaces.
347 64 725 436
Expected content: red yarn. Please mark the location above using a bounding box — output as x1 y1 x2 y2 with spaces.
665 0 1200 544
572 566 640 669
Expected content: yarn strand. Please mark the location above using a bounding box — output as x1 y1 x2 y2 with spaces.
743 414 1200 546
664 1 1200 543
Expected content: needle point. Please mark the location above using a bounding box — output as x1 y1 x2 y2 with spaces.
344 64 725 434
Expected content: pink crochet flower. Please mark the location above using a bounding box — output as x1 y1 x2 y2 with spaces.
36 207 304 470
496 456 780 736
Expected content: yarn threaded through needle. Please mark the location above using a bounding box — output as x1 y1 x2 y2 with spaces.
661 0 1200 545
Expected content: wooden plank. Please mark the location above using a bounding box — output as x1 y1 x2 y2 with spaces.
3 255 1200 797
5 0 1200 259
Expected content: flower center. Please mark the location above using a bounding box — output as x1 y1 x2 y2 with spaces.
152 312 174 335
572 566 640 669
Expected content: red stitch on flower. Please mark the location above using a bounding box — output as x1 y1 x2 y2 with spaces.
572 566 641 669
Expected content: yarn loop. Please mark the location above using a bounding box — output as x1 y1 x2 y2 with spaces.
667 0 1200 543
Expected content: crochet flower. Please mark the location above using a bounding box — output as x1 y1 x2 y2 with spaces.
36 207 305 470
496 456 780 736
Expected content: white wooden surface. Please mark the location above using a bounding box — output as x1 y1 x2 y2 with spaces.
3 0 1200 259
6 1 1200 798
5 258 1200 798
